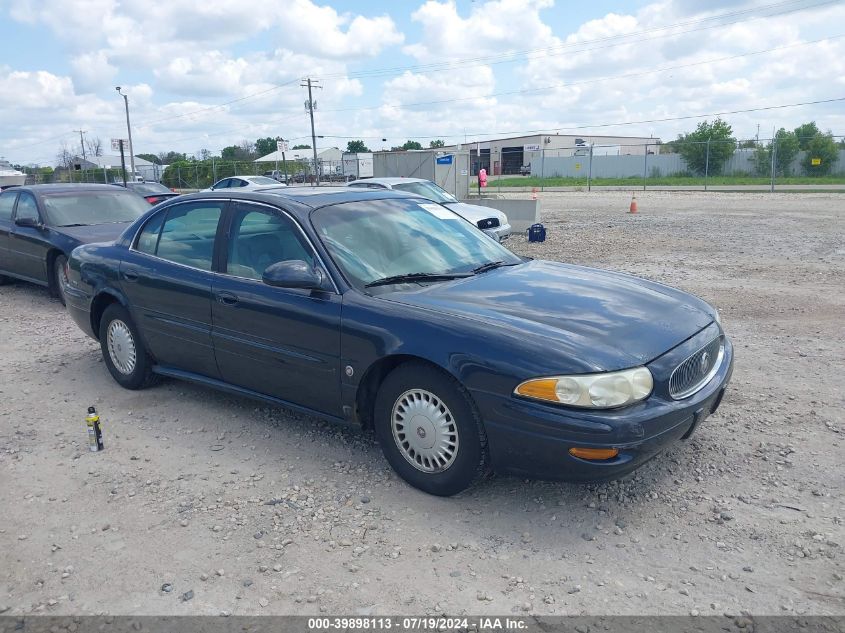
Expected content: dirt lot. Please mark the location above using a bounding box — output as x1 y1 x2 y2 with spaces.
1 191 843 617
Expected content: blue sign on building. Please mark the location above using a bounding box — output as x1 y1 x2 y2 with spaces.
435 155 453 165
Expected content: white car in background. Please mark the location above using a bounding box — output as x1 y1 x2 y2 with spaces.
347 177 511 241
204 175 286 191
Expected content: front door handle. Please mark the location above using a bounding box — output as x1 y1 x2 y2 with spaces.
215 291 239 306
123 269 139 282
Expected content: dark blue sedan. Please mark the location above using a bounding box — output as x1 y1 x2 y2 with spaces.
0 184 151 305
64 187 733 496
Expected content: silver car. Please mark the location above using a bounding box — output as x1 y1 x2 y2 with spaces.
204 175 286 191
347 177 511 241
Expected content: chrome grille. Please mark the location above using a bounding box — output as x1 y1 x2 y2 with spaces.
477 217 500 229
669 336 723 399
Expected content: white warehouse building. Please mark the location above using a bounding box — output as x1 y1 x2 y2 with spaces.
441 133 663 176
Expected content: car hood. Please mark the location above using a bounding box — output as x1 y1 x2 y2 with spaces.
444 201 507 224
383 260 715 372
53 222 135 245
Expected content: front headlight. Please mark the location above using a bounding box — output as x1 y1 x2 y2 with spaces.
514 367 653 409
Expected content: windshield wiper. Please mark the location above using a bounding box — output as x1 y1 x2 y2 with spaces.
472 260 510 274
365 272 471 288
58 223 89 227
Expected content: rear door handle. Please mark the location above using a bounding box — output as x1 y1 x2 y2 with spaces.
215 291 239 306
123 269 139 282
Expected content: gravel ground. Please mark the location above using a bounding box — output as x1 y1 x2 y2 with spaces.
1 191 843 617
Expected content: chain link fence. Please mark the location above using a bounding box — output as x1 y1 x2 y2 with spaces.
471 135 845 194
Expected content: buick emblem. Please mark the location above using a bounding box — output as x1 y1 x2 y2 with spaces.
416 427 427 438
699 351 710 373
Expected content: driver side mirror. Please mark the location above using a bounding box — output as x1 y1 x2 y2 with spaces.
262 260 325 291
15 216 42 229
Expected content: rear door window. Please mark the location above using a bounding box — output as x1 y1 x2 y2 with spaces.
0 191 17 222
136 201 225 270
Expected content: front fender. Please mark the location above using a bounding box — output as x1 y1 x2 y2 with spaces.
339 291 542 410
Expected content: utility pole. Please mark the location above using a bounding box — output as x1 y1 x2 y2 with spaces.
116 87 136 180
75 130 87 161
301 78 322 186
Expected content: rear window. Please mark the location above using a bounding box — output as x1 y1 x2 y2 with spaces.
41 191 150 226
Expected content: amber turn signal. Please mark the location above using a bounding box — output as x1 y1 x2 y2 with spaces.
568 447 619 461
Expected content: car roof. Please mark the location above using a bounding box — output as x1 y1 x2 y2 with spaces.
351 177 427 186
255 186 422 208
14 183 133 195
176 186 422 215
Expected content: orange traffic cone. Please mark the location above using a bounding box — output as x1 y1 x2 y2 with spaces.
628 193 638 214
531 187 537 201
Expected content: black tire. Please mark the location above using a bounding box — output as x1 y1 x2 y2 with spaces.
98 303 158 390
51 253 68 306
374 362 489 496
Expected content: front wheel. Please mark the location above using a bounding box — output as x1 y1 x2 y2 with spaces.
374 362 489 496
99 304 158 390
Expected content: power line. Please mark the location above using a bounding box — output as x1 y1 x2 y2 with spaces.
308 96 845 141
120 0 844 128
138 78 302 127
318 34 845 114
320 0 838 80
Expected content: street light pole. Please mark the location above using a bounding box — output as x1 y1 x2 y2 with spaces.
115 87 136 180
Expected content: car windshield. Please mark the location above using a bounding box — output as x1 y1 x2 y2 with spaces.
41 191 151 226
129 183 171 195
391 181 457 204
311 198 521 292
245 176 280 185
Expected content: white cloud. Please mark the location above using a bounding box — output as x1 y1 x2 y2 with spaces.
2 0 845 164
69 50 118 93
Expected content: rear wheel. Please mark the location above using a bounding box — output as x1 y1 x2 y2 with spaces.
374 362 489 496
98 303 157 390
51 254 68 306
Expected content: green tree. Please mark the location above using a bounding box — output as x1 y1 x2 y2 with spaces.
675 118 736 176
401 140 423 150
793 122 821 150
255 137 278 157
292 144 311 150
158 151 187 164
136 153 161 164
752 128 800 177
346 140 370 153
801 132 839 176
221 145 240 160
429 139 446 148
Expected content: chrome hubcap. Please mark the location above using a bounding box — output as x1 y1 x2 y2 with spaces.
392 389 459 473
107 319 137 375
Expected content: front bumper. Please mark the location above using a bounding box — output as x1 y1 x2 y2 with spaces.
492 222 512 241
473 330 733 482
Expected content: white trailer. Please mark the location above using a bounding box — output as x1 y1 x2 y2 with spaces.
342 152 374 180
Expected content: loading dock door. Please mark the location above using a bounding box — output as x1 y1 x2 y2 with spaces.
501 146 523 175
